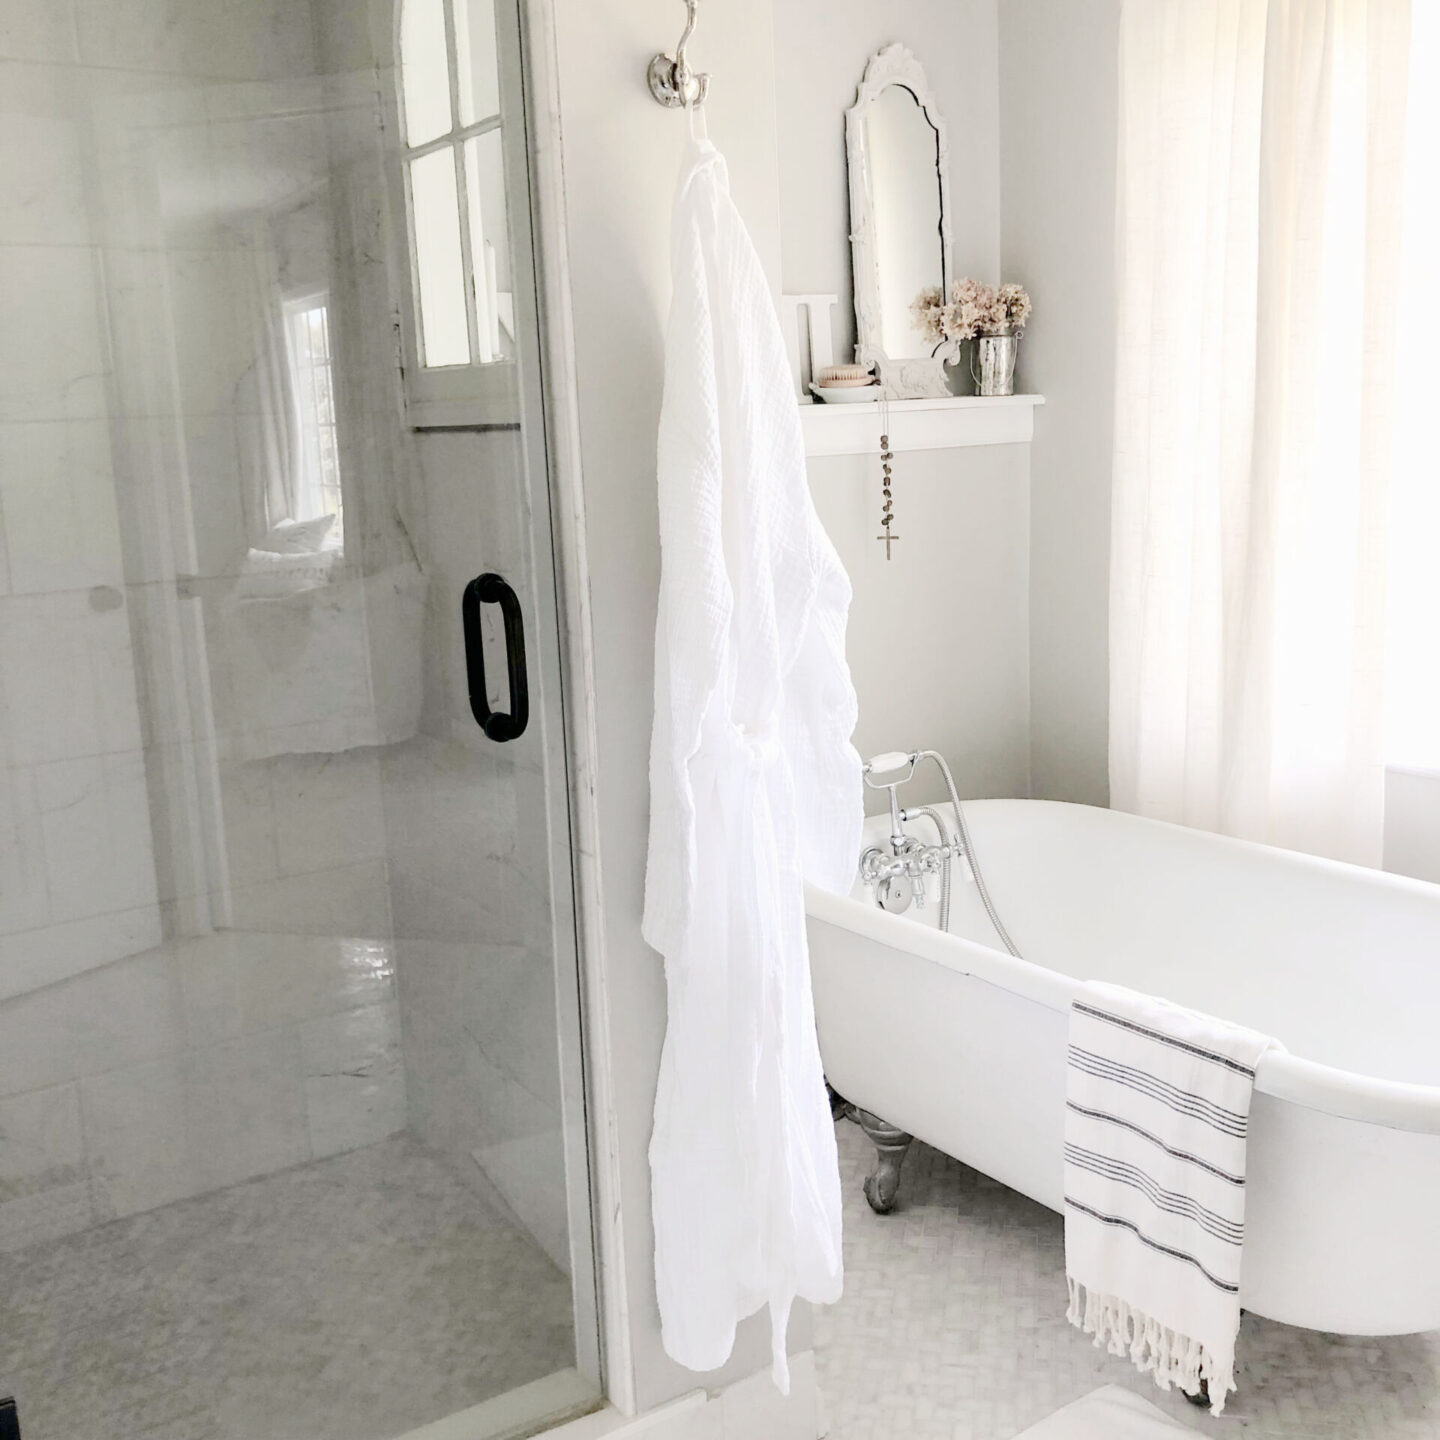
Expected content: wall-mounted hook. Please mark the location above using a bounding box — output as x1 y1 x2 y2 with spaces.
648 0 709 108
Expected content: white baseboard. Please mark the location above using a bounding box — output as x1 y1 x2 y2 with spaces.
392 1354 823 1440
542 1352 823 1440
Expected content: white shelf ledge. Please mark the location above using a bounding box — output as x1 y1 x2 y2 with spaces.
800 394 1044 457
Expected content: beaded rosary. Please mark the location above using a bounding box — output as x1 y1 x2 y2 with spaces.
878 389 898 559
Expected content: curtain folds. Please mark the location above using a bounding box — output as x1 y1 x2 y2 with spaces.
1110 0 1413 866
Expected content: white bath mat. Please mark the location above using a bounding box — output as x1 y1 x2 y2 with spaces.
1009 1385 1201 1439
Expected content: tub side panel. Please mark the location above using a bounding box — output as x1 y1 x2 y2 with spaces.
1244 1095 1440 1334
809 916 1068 1213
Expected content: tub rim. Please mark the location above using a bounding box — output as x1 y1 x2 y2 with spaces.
806 883 1440 1137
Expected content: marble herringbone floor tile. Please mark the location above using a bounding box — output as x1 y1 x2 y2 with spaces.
818 1121 1440 1440
0 1136 574 1440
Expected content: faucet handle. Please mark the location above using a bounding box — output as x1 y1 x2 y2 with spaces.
862 751 916 788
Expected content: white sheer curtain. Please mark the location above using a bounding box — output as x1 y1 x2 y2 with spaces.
1386 1 1440 771
1110 0 1415 867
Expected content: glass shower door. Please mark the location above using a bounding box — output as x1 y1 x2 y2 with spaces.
0 1 595 1437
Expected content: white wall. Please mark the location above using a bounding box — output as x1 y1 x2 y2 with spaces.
1383 770 1440 886
808 446 1031 806
771 0 1001 365
999 0 1121 808
771 0 1029 807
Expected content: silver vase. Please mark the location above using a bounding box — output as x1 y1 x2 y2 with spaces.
970 332 1020 396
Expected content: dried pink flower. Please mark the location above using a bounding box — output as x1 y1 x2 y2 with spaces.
948 278 991 340
909 278 1033 348
984 282 1032 334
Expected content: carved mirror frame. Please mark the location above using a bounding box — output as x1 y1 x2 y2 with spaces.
845 44 955 399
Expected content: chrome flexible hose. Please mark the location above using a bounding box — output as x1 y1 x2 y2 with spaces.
916 750 1022 959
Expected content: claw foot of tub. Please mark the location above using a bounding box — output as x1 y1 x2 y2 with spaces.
854 1109 912 1214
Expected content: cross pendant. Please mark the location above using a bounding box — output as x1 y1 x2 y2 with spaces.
877 531 900 560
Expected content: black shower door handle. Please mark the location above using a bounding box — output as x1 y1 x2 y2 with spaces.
462 573 529 742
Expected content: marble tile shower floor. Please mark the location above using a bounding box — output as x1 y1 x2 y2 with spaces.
0 1135 574 1440
819 1118 1440 1440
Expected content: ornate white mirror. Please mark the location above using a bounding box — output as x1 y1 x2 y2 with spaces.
846 44 954 398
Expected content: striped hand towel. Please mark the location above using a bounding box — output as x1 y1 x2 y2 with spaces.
1063 981 1279 1415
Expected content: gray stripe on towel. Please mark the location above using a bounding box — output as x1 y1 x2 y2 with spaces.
1064 1101 1247 1185
1065 1145 1245 1244
1063 1196 1241 1293
1068 1047 1249 1137
1072 1002 1258 1078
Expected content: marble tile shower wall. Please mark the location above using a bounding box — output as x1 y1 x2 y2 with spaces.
0 39 164 1001
0 0 355 984
1 0 404 964
381 427 571 1273
107 67 398 946
0 932 405 1251
1 0 571 1270
0 0 412 1248
297 1 576 1269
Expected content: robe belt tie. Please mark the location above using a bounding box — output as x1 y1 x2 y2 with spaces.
727 720 781 771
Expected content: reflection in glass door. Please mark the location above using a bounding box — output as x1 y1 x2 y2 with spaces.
0 1 596 1436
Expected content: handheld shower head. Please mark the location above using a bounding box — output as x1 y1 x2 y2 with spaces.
862 751 917 850
862 751 917 786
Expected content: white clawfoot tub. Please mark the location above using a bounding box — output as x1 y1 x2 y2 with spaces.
807 799 1440 1337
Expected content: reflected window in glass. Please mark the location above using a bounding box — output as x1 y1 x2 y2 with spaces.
283 293 345 548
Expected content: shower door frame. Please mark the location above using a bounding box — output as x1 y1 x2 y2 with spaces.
503 0 632 1415
482 0 606 1400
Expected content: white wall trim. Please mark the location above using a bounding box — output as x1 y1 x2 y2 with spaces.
802 393 1043 457
541 1352 824 1440
1382 767 1440 887
1385 762 1440 782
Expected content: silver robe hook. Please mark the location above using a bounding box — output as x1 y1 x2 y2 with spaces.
648 0 710 108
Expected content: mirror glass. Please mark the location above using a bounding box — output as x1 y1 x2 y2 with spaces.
865 84 945 360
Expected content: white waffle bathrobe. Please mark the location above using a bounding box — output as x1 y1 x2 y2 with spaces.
643 133 863 1391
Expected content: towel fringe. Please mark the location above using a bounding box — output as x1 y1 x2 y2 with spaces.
1066 1276 1235 1416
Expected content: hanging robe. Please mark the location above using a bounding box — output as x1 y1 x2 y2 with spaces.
642 128 864 1393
